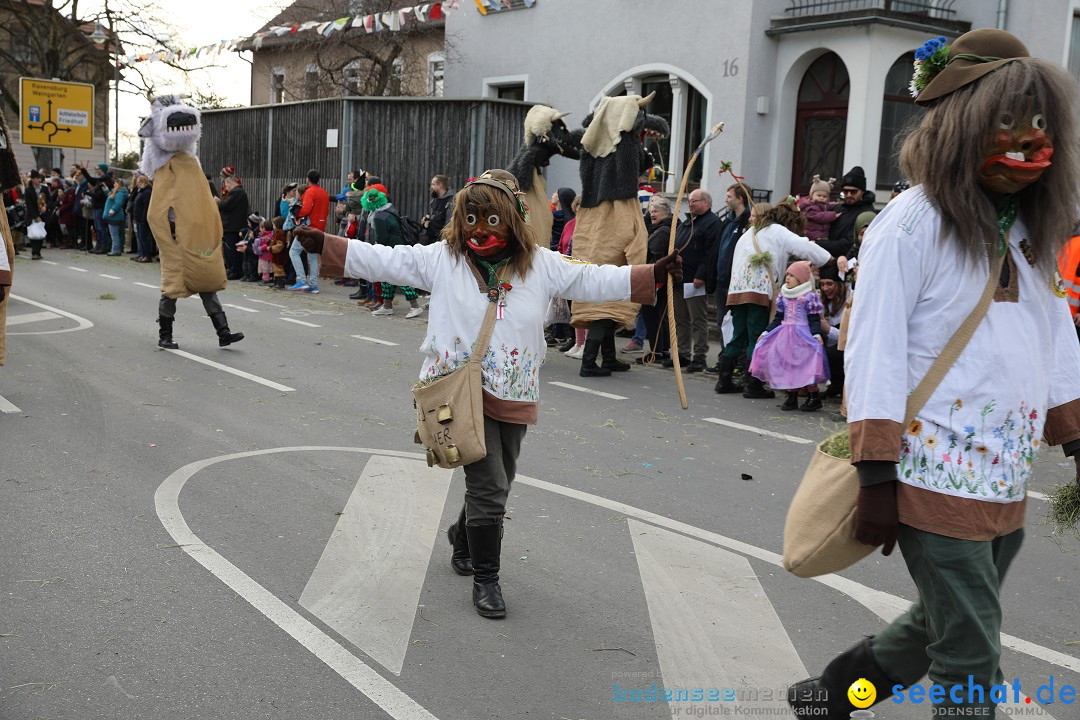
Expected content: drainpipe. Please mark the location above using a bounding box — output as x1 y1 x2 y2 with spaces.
996 0 1008 29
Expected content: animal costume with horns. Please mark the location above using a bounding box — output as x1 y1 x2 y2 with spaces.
788 29 1080 720
291 169 682 620
569 93 669 377
139 95 243 349
507 105 580 248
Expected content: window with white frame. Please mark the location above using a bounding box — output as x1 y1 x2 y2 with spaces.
271 68 285 104
428 53 444 97
305 64 320 100
1069 13 1080 84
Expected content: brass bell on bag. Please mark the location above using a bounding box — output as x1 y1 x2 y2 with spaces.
414 430 422 445
436 404 453 424
426 448 437 467
443 445 461 464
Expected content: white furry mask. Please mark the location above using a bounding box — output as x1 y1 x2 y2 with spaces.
138 95 202 177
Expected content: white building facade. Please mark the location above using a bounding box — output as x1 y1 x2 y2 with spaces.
445 0 1080 203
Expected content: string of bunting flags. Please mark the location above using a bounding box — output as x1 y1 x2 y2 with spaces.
116 0 531 68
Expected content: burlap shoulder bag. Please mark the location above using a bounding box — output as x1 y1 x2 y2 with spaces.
413 302 497 469
782 249 1003 578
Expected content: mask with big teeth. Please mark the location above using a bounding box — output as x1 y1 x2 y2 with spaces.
464 202 510 257
978 99 1054 195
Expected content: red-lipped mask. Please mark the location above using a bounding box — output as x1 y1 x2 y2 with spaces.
978 101 1054 196
464 204 510 257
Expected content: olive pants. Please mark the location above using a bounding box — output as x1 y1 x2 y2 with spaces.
463 415 527 526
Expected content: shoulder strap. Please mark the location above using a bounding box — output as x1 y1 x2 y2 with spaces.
903 247 1005 425
469 301 499 364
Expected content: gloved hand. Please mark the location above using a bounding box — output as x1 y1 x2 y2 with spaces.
653 251 683 285
295 226 325 255
854 480 898 556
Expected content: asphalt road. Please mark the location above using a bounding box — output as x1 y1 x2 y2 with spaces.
2 249 1078 720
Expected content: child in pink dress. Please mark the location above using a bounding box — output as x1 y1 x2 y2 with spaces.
748 260 830 411
256 218 274 284
797 175 839 243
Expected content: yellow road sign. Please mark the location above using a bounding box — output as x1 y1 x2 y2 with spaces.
19 77 95 150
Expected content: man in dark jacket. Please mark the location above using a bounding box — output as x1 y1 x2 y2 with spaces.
822 165 876 258
79 163 113 253
703 183 751 375
423 174 453 244
216 172 249 280
667 188 722 372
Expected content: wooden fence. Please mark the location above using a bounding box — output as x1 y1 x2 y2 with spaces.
198 96 532 225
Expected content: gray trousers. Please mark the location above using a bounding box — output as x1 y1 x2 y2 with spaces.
464 415 527 526
158 292 223 318
672 290 709 362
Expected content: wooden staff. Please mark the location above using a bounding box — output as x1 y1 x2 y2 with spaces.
666 121 725 410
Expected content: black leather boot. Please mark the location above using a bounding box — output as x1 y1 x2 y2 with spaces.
743 375 775 399
599 333 630 372
447 505 473 576
713 355 740 393
157 315 179 349
800 391 823 412
579 336 610 377
467 521 506 618
788 637 901 719
209 311 245 347
781 391 800 411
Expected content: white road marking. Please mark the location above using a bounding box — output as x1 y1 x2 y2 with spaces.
40 260 58 265
67 266 88 272
547 381 627 400
630 519 806 715
246 298 288 308
223 303 259 313
0 394 21 413
703 417 814 445
164 349 295 392
300 456 452 676
352 335 398 346
155 447 443 720
99 274 122 280
517 474 1079 680
5 311 61 326
7 295 94 335
280 317 321 328
133 281 160 290
155 446 1077 719
1028 489 1048 501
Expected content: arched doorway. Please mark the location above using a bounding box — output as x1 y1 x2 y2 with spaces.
791 52 849 196
877 53 923 192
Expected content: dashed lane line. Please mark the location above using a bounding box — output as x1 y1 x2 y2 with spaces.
352 335 398 346
67 266 88 272
223 303 259 313
99 274 122 279
164 349 296 392
703 417 814 445
547 381 627 401
39 260 58 265
281 317 321 328
0 394 21 413
133 281 160 290
245 298 288 308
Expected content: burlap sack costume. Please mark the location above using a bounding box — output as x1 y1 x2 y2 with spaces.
148 152 227 298
569 201 647 327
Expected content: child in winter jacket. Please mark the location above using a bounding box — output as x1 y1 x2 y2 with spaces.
270 216 288 288
256 218 274 283
797 175 839 243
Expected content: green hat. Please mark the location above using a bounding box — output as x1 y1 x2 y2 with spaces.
914 28 1029 106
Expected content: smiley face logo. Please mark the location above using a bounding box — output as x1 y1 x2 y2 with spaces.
847 678 876 708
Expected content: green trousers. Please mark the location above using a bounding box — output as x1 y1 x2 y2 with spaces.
722 303 770 363
872 524 1024 719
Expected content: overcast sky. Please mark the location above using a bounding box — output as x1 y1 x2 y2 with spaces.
111 0 289 155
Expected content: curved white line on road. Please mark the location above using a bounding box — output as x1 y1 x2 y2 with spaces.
7 294 94 335
156 445 1079 720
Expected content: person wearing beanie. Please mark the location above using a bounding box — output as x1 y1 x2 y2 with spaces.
823 165 876 258
748 260 830 411
798 175 839 243
816 263 849 397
